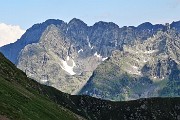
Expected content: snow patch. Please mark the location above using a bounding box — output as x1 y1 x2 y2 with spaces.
78 49 83 53
67 56 70 61
144 50 156 54
41 79 48 82
48 51 76 75
94 52 101 58
87 36 94 49
61 59 76 75
87 36 92 48
143 59 147 63
94 52 108 61
88 42 91 48
132 66 138 69
102 57 108 61
135 59 139 62
136 71 142 75
66 28 69 33
127 70 141 76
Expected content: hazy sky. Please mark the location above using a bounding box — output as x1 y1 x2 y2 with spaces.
0 0 180 29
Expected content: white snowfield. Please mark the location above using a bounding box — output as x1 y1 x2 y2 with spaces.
47 51 76 75
60 56 76 75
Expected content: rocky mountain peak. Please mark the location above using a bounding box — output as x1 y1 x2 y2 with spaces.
44 19 65 25
66 18 89 48
68 18 87 27
92 21 119 30
0 19 68 64
1 19 180 101
170 20 180 31
137 22 153 30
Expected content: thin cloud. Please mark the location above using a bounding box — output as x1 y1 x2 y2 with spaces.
0 23 25 47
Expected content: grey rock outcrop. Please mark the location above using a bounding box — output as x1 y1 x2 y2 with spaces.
17 24 102 93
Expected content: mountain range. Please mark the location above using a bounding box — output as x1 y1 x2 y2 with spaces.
0 18 180 101
1 52 180 120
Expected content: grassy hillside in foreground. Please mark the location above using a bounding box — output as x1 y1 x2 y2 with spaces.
1 52 180 120
0 53 83 120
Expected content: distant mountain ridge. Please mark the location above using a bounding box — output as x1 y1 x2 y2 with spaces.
0 18 180 100
2 18 180 64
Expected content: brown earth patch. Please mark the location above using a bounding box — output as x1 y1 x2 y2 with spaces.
0 115 9 120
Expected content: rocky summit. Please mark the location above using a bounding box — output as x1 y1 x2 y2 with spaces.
0 18 180 100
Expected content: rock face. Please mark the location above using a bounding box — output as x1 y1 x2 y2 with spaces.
0 19 65 64
1 18 180 99
17 24 101 94
79 29 180 100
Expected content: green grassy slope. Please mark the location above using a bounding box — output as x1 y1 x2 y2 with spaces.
0 53 83 120
79 59 154 101
1 52 180 120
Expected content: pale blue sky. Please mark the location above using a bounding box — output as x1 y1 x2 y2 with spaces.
0 0 180 29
